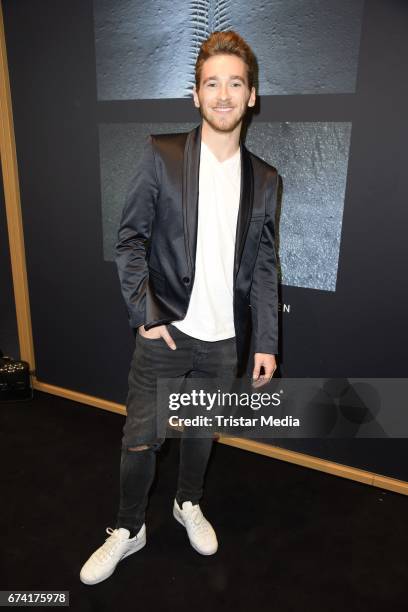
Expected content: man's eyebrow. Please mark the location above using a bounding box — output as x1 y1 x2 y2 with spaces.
202 75 246 84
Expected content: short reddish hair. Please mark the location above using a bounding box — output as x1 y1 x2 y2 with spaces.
195 30 257 91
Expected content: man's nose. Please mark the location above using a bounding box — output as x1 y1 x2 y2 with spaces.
219 83 229 100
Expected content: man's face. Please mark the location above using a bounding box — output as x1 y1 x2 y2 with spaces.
193 54 256 133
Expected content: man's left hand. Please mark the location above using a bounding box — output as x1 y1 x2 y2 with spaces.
252 353 277 388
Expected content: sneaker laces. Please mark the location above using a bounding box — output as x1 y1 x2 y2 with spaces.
185 506 211 537
94 527 127 563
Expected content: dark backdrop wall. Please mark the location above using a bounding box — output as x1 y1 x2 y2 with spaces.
0 164 19 359
2 0 408 479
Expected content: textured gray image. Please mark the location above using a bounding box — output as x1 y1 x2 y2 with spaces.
100 121 351 292
93 0 364 99
246 122 352 291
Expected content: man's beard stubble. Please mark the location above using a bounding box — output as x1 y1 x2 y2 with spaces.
199 104 246 134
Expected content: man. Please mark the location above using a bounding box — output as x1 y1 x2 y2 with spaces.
80 30 279 585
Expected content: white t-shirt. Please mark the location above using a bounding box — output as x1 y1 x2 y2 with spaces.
172 139 241 340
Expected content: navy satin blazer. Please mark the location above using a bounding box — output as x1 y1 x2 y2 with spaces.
115 122 279 375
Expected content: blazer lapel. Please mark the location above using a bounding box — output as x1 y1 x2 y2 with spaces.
182 123 201 274
182 122 254 281
234 141 254 281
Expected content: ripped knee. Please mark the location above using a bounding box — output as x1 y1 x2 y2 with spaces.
122 437 164 453
127 445 149 451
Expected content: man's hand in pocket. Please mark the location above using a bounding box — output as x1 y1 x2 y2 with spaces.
138 324 177 350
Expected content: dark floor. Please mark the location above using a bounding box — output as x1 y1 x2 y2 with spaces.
1 390 407 611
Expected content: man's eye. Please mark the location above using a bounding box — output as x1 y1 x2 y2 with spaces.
232 82 242 87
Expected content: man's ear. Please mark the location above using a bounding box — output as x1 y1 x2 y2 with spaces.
192 84 200 108
247 86 256 108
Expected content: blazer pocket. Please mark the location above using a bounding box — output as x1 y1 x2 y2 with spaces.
250 214 265 223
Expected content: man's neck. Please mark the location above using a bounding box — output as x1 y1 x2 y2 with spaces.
201 120 241 163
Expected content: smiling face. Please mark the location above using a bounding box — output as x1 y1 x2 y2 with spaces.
193 54 256 134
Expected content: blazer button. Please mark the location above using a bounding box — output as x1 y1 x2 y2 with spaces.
182 276 190 285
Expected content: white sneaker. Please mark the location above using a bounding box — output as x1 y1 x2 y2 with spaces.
173 500 218 555
80 524 146 585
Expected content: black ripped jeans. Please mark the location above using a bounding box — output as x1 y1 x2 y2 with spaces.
115 324 238 534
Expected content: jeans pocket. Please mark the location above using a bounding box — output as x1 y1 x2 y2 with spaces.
137 332 163 343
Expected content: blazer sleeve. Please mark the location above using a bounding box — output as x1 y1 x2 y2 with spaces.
249 170 279 355
115 135 159 329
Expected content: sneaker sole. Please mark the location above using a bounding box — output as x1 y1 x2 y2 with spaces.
80 532 147 585
173 507 218 556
